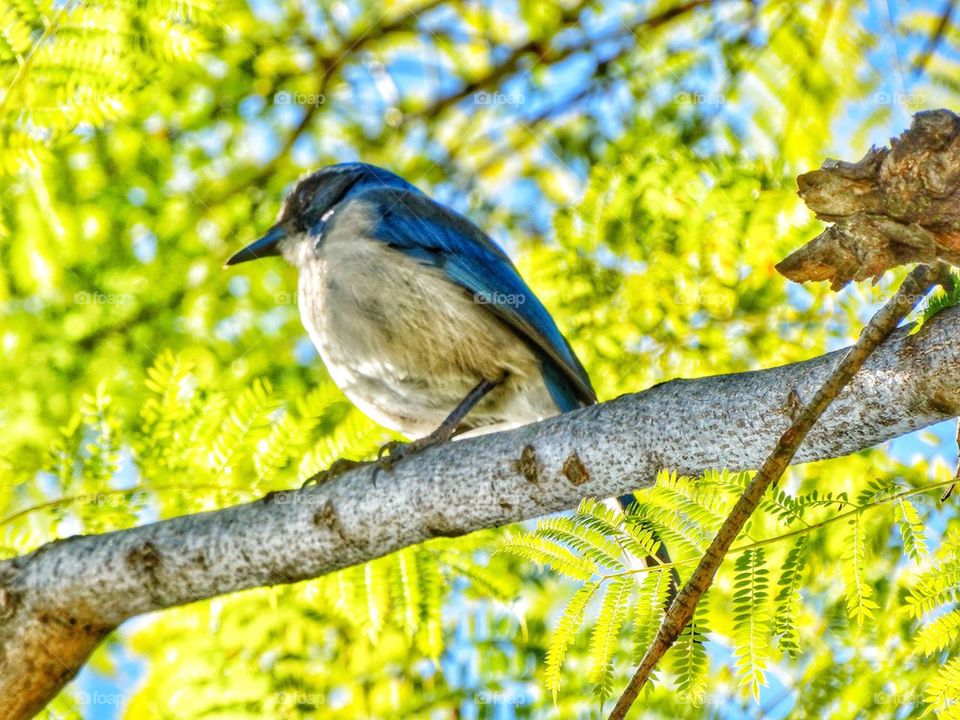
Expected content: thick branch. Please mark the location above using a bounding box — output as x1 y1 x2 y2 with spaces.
2 307 960 718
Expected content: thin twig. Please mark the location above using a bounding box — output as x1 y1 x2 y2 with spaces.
608 263 937 720
941 420 959 502
912 0 955 75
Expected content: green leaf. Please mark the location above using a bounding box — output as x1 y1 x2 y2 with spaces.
774 535 809 659
920 271 960 323
673 595 710 705
574 497 662 561
393 548 423 638
536 515 625 570
441 553 519 604
915 608 960 656
843 511 880 626
498 534 598 581
732 547 771 700
360 560 390 643
632 568 671 679
924 656 960 717
545 581 600 700
896 497 928 564
209 378 279 475
904 558 960 619
415 551 445 659
588 575 633 699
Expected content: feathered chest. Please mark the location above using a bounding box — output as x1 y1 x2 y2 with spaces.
297 237 514 378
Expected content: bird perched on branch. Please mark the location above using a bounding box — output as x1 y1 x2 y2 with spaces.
226 162 596 468
227 163 674 585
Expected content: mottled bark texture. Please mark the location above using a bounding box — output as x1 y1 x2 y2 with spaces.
777 109 960 289
1 307 959 718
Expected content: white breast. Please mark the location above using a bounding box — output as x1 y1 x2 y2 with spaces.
296 235 561 438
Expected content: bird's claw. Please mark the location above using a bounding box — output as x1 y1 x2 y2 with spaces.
301 458 365 488
376 440 413 470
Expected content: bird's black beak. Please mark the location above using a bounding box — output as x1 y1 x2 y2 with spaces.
225 224 288 266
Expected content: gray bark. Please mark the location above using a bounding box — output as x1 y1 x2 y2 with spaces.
2 306 959 719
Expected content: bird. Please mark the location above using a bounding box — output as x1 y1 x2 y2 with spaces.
226 162 596 469
227 162 676 589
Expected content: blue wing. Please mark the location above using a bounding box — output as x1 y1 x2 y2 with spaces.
346 186 596 411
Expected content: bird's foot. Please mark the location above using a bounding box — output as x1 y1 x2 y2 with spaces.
376 439 430 470
302 458 367 488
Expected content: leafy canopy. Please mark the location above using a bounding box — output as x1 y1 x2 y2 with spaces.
2 0 959 718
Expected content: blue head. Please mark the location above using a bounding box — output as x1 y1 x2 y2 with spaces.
225 162 417 266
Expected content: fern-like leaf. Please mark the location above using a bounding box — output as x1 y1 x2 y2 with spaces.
415 551 445 658
856 478 899 506
925 656 960 717
498 534 598 581
632 568 671 682
773 535 809 659
625 499 706 557
574 497 662 561
296 410 383 483
896 497 928 564
209 378 278 475
545 581 600 700
732 547 771 700
588 576 632 699
536 515 624 569
915 608 960 656
921 270 960 323
393 547 422 639
904 558 960 619
442 553 519 604
843 511 879 626
140 351 195 450
655 471 727 535
361 559 390 643
673 594 710 704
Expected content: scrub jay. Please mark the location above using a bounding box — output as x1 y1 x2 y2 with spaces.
226 162 596 468
228 162 676 586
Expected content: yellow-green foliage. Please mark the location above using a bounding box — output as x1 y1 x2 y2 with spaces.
2 0 960 717
500 466 960 711
0 0 217 175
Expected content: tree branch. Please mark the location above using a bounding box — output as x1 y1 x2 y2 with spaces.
776 109 960 289
607 263 938 720
2 304 960 718
912 0 955 75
